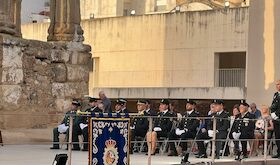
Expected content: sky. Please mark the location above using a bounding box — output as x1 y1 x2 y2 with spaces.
21 0 48 23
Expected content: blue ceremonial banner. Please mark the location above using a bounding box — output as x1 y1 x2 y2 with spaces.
89 118 130 165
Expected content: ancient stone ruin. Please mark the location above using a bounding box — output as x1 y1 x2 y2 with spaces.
0 0 91 129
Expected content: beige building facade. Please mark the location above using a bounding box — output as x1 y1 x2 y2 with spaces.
22 7 248 100
80 0 249 20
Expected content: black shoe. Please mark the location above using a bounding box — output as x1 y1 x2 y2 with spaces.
242 154 248 159
215 156 220 159
168 151 178 156
196 154 207 158
235 155 241 161
50 146 59 150
272 155 280 159
82 148 88 151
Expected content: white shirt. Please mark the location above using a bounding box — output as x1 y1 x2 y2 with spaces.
187 109 194 115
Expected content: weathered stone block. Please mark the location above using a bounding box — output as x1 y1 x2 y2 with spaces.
2 46 22 68
52 63 67 82
0 85 22 105
1 68 23 84
52 83 65 98
50 50 70 63
66 64 89 82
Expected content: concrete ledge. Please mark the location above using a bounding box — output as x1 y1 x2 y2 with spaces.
92 87 246 100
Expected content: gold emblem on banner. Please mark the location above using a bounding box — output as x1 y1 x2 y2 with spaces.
103 139 118 165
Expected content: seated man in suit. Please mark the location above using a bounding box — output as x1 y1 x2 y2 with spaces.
50 100 82 150
168 100 200 156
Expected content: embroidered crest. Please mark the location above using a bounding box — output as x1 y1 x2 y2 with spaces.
103 139 118 165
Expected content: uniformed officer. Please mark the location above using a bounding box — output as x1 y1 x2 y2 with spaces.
146 99 173 155
212 99 230 159
79 97 102 151
114 98 129 113
50 100 82 150
231 102 255 160
145 99 157 116
130 100 149 154
271 80 280 159
196 102 217 158
168 100 200 156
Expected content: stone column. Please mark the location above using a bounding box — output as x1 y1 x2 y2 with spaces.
47 0 84 42
0 0 22 37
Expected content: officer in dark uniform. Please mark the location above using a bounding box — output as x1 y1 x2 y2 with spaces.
114 98 129 113
130 100 149 154
196 102 216 158
146 99 173 155
271 80 280 158
231 102 255 160
79 97 102 151
213 100 230 159
50 100 82 150
145 99 157 116
168 100 200 156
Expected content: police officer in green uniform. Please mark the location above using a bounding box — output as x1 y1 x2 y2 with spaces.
50 100 82 150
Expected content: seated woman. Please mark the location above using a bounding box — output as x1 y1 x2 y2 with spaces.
146 99 173 155
252 105 274 156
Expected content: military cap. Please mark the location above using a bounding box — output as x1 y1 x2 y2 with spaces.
116 98 127 105
137 99 147 104
89 97 98 103
160 99 170 105
213 99 224 105
240 102 249 107
186 99 196 105
72 100 81 106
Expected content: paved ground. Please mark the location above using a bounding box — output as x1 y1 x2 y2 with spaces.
1 145 280 165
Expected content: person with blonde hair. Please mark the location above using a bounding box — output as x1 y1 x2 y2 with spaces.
252 105 274 156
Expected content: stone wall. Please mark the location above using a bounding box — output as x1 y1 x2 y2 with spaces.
0 34 91 129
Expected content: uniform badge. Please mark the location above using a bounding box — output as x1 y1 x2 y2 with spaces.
103 139 118 165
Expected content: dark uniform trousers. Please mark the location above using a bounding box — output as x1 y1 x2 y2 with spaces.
231 112 255 156
169 130 196 152
215 111 230 158
196 131 211 155
168 110 199 153
80 107 102 150
271 92 280 156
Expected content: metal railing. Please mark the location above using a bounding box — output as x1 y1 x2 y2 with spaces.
0 113 278 165
215 68 245 87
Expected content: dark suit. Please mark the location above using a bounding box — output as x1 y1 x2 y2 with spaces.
196 113 215 156
215 110 230 158
168 110 200 152
145 109 157 116
231 111 255 156
153 111 173 138
271 92 280 156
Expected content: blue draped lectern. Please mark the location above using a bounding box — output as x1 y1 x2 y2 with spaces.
89 115 130 165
